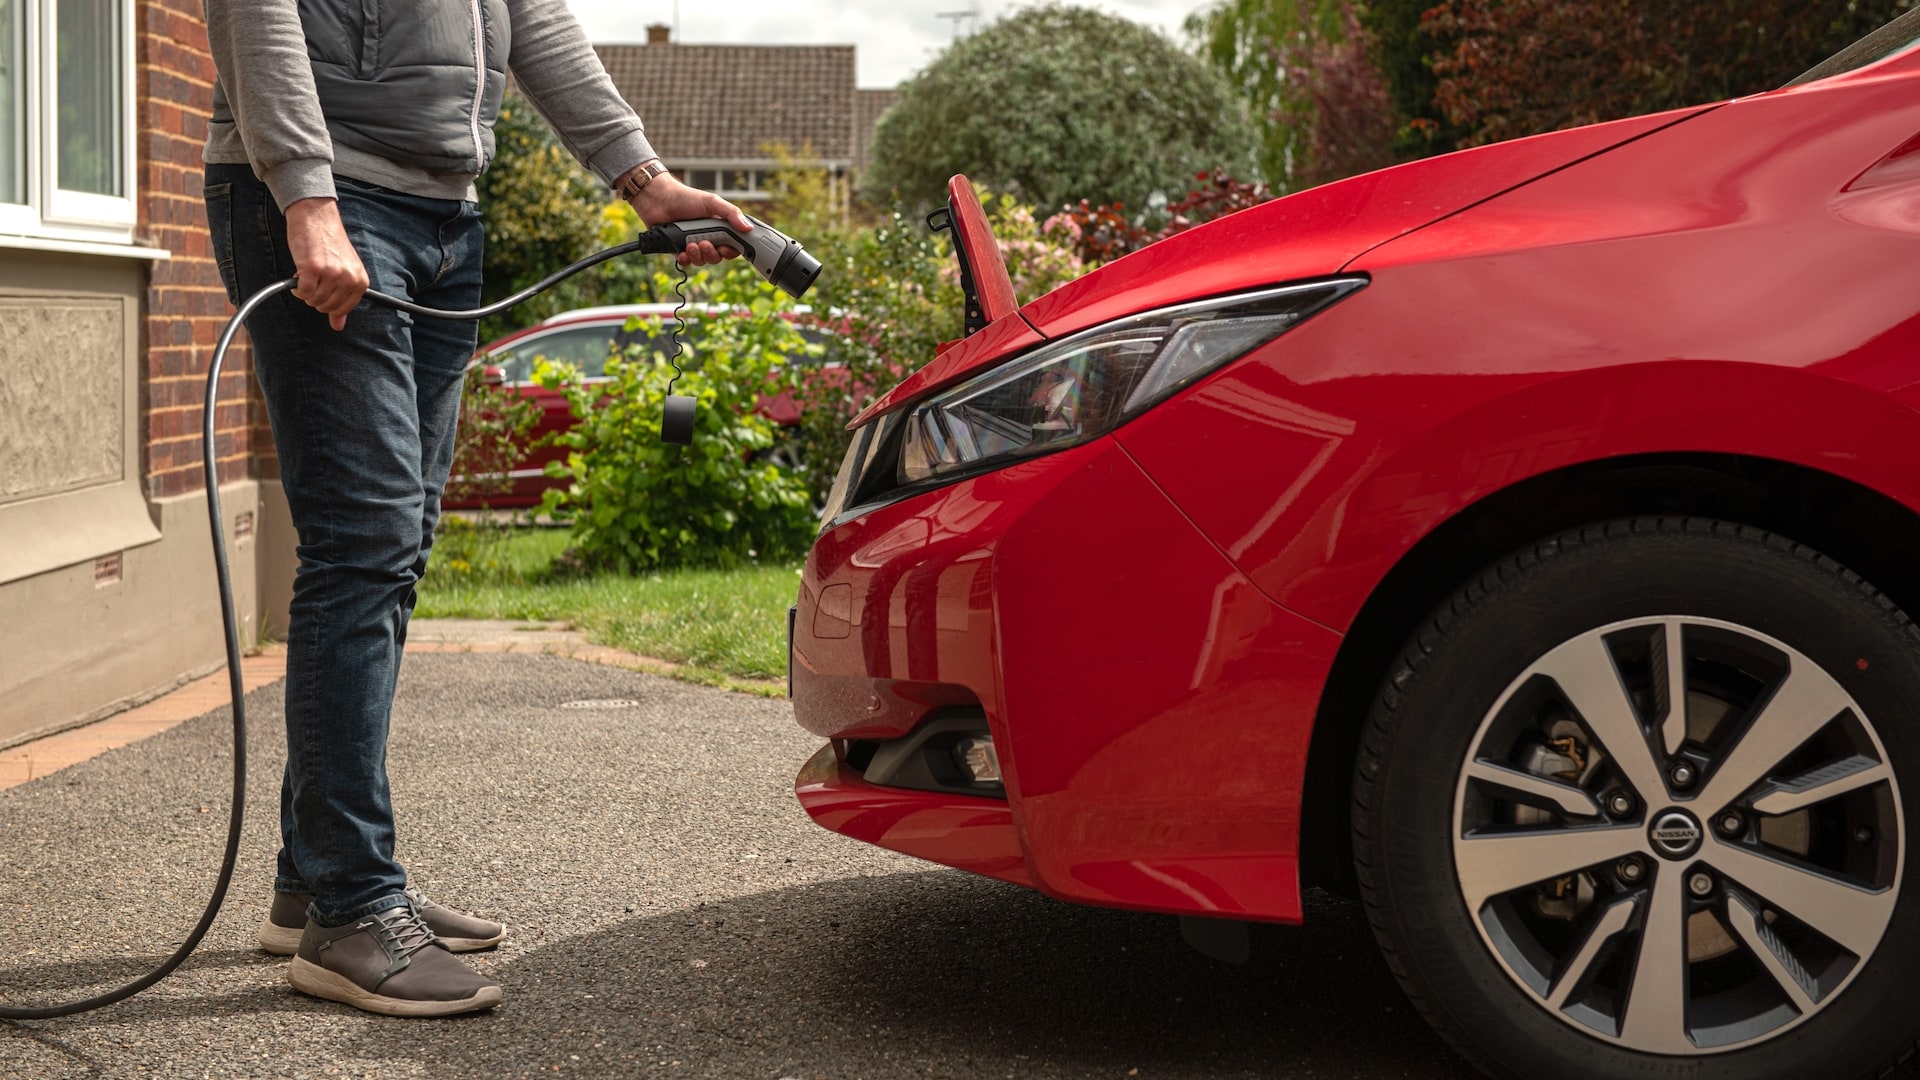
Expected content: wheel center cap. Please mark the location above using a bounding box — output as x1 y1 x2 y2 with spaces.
1649 809 1704 860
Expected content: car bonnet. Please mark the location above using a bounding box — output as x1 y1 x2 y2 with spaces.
852 104 1714 427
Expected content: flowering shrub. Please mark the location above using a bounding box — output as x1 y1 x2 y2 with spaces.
1057 170 1277 265
987 196 1087 300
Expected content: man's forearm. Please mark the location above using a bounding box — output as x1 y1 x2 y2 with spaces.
203 0 335 209
505 0 658 189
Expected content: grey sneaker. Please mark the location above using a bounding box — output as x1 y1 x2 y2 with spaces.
286 901 503 1017
260 888 505 955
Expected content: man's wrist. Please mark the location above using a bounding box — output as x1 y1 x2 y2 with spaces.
284 196 340 223
614 158 669 202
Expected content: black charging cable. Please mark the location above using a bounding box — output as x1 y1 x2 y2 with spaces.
0 232 690 1021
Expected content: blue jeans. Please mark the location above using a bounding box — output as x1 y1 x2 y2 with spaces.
204 164 483 926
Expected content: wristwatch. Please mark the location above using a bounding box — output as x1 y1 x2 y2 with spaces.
615 158 669 201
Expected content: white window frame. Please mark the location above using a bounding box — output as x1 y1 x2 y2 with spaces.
673 159 777 204
0 0 139 241
0 2 41 235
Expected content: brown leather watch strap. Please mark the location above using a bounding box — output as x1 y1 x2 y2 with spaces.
615 158 669 201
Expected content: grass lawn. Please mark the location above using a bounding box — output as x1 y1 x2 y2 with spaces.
415 524 799 694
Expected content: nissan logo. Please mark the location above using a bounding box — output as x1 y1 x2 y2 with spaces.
1649 810 1704 859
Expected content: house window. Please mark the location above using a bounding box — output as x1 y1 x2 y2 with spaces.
674 163 772 203
1 0 23 205
0 0 137 238
55 0 121 198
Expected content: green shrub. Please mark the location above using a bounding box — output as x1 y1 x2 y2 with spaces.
536 265 818 571
777 210 954 508
863 4 1257 217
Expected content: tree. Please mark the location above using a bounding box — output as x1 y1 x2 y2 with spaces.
1280 4 1403 188
1423 0 1915 149
474 92 619 342
1184 0 1346 191
1360 0 1460 156
862 4 1257 217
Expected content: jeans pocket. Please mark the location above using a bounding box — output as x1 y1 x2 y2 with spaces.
336 174 399 197
202 181 241 306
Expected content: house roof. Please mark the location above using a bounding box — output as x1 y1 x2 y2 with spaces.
595 42 860 164
854 89 898 171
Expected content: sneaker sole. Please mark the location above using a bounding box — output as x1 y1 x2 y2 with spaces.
260 920 505 956
260 921 304 956
288 957 503 1017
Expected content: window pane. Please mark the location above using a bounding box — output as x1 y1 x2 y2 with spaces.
57 0 122 197
506 326 620 379
0 0 21 204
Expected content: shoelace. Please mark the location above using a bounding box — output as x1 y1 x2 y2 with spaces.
365 902 439 964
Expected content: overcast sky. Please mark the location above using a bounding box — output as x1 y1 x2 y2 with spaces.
565 0 1214 88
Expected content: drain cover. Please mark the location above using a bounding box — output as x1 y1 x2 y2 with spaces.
557 698 640 710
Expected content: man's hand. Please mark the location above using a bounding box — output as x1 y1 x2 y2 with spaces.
627 172 751 267
285 197 369 331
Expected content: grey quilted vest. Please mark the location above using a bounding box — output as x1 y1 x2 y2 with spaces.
212 0 511 175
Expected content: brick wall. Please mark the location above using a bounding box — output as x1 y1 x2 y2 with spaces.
135 0 263 499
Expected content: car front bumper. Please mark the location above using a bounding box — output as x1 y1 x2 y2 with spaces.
790 436 1342 923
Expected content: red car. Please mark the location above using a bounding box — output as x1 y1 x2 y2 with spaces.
789 14 1920 1080
447 304 831 510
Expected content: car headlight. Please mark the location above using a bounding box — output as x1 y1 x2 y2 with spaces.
900 278 1364 484
821 277 1364 526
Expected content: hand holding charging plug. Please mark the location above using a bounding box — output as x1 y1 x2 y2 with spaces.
624 167 750 266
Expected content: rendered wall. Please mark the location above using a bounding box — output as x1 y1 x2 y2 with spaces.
0 483 265 748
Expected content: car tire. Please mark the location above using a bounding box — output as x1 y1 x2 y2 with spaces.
1352 517 1920 1080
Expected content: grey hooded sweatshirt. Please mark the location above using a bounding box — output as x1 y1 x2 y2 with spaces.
202 0 657 210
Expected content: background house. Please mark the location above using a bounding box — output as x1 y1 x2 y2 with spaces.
595 25 895 216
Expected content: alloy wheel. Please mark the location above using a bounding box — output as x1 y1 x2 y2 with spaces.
1451 616 1903 1054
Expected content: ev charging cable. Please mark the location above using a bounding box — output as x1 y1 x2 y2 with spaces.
0 220 818 1020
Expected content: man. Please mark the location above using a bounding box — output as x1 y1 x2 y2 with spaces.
201 0 747 1017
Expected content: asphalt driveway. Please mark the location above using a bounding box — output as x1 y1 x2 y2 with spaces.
0 652 1475 1079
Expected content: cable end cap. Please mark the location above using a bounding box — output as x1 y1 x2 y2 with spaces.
661 394 697 445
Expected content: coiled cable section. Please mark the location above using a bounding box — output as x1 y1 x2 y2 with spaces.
665 262 691 395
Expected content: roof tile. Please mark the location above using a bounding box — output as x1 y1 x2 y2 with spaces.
596 42 859 163
854 88 898 170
